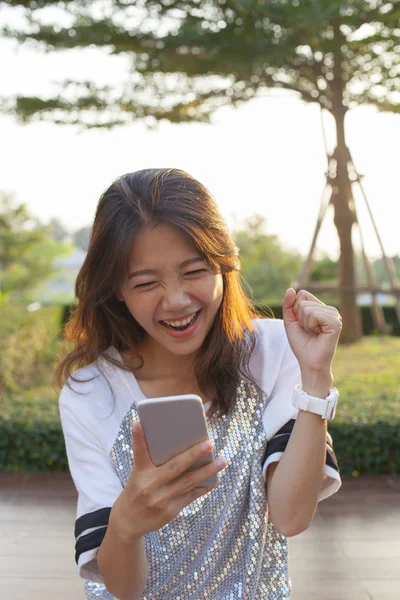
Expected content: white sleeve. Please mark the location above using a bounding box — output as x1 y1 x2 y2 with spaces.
59 380 123 583
254 319 341 501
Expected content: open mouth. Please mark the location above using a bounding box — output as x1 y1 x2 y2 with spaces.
159 310 201 332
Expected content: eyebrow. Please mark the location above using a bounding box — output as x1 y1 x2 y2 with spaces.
127 257 205 280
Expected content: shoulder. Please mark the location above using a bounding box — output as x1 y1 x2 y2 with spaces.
249 318 300 396
59 346 130 411
59 359 111 418
252 318 288 349
58 350 132 450
250 318 291 368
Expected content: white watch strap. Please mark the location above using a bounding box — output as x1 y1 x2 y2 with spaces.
293 385 338 419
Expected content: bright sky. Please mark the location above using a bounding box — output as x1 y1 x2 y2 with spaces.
1 26 399 260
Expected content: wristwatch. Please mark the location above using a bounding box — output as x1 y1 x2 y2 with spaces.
292 384 339 420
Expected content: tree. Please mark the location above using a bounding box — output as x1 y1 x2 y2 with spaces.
234 215 302 305
0 192 71 304
1 0 399 339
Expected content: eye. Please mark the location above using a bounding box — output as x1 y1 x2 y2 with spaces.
184 269 208 277
133 281 159 290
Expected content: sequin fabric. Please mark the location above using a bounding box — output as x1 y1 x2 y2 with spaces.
84 380 291 600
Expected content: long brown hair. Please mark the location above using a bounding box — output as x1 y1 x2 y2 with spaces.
56 168 261 415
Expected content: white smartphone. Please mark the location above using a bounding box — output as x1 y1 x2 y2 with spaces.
136 394 218 487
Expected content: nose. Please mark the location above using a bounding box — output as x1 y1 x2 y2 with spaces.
160 285 191 311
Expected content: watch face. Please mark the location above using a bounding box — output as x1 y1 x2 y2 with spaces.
329 388 339 402
325 390 339 419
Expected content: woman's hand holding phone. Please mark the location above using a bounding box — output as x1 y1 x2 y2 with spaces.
110 422 227 542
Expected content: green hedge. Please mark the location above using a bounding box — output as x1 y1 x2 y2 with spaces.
328 422 400 476
0 383 67 471
0 304 67 471
0 415 399 476
0 420 68 472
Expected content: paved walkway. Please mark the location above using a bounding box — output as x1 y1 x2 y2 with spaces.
1 473 399 600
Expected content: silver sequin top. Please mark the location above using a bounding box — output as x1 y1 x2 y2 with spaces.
84 379 291 600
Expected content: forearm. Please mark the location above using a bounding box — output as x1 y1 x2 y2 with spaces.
98 516 148 600
267 371 331 537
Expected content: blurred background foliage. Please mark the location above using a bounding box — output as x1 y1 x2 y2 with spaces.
0 192 72 306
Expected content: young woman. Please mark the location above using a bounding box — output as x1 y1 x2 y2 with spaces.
57 168 342 600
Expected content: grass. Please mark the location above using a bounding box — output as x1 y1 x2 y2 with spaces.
332 336 400 424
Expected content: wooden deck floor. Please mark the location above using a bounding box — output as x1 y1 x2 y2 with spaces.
1 473 399 600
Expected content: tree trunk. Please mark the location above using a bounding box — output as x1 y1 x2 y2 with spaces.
331 108 362 342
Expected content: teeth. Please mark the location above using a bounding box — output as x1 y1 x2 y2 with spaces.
163 313 196 327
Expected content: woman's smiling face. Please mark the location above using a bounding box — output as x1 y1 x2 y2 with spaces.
118 223 224 357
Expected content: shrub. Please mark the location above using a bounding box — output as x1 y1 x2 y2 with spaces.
0 304 63 394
